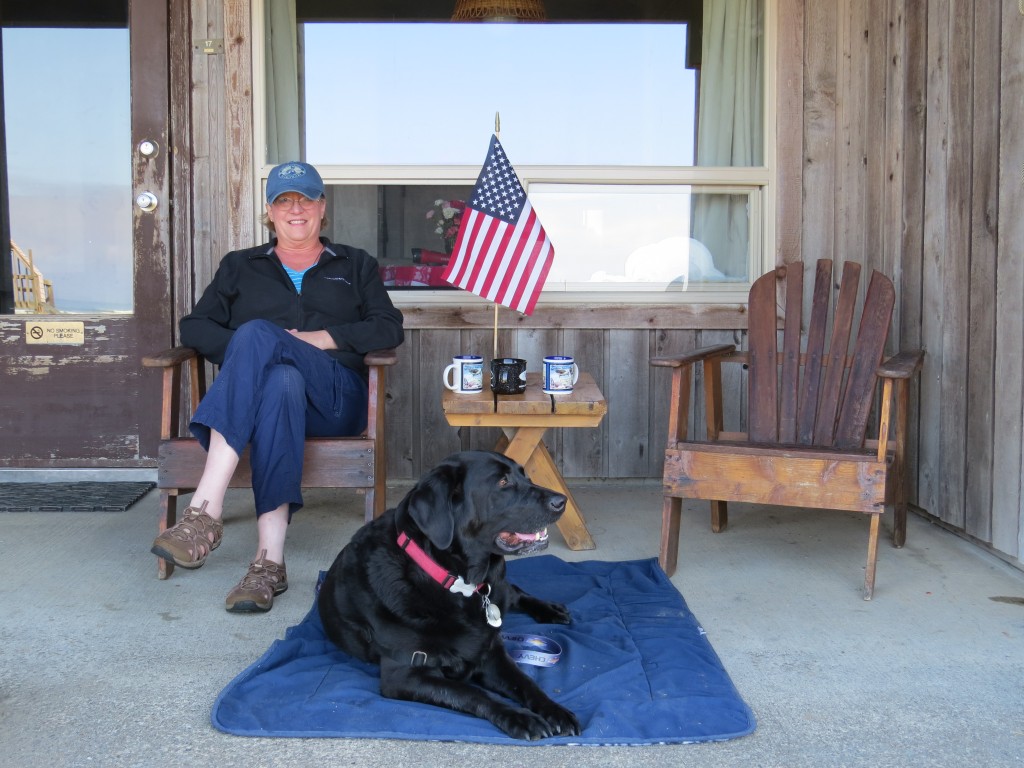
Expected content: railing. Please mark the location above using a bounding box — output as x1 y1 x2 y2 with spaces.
11 241 56 313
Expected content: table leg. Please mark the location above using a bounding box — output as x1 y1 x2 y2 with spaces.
498 428 596 551
500 426 545 466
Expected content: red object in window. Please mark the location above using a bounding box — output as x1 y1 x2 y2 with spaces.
379 264 451 287
410 248 450 266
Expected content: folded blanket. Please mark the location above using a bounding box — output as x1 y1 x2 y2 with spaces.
212 556 756 745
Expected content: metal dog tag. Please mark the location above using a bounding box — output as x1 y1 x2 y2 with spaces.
484 597 503 628
480 585 502 627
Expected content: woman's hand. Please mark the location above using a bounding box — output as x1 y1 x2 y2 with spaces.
287 329 337 350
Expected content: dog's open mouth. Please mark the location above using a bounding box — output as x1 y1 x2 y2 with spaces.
496 528 549 555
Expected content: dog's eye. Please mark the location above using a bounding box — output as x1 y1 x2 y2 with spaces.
498 475 509 487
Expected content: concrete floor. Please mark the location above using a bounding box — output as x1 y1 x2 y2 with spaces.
1 480 1023 767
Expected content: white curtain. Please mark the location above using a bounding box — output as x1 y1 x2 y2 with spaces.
692 0 764 278
265 0 301 163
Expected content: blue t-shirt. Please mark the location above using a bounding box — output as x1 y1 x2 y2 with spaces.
282 264 309 293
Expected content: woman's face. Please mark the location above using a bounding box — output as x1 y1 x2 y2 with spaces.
266 195 326 247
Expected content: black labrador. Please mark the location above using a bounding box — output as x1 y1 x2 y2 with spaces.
318 450 580 740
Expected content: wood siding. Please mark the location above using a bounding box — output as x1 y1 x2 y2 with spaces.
176 0 1024 568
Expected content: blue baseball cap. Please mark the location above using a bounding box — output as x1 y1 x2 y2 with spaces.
266 161 325 203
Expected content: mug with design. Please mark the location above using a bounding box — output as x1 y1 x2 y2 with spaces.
542 355 579 394
490 357 528 395
443 355 484 394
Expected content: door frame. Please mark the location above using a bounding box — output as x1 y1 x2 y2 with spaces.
0 0 176 469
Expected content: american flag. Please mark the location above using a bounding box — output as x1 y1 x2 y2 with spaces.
442 134 554 316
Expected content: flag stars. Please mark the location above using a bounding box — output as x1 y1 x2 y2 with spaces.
467 138 527 224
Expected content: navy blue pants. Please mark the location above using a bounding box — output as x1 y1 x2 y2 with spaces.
189 320 368 517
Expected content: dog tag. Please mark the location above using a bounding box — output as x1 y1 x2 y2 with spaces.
448 576 477 597
480 585 502 627
484 598 503 628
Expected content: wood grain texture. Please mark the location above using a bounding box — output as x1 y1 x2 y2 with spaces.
992 1 1024 559
662 448 889 513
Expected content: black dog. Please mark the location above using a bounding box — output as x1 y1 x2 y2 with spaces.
318 450 580 740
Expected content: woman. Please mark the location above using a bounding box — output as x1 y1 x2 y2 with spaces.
151 161 404 613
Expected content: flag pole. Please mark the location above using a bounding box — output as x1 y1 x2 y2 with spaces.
493 111 501 361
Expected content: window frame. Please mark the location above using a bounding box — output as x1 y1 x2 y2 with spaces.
250 0 777 309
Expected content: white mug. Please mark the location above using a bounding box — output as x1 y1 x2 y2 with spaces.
444 355 484 394
542 355 579 394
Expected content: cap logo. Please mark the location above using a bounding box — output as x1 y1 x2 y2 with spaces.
277 163 307 180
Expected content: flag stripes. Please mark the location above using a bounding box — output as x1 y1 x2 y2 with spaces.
441 135 554 316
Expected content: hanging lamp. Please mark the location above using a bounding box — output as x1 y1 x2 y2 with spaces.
451 0 547 22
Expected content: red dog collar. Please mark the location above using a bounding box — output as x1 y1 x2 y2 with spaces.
397 531 481 597
397 531 503 627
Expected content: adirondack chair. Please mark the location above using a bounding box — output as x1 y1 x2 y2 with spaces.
651 259 923 599
142 346 397 579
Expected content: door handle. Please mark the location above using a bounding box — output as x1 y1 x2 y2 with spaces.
135 191 158 212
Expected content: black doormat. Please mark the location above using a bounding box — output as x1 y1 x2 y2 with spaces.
0 482 155 512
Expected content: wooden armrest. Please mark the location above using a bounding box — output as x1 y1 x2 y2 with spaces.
144 346 395 369
143 346 393 371
142 346 199 369
877 350 924 379
651 344 736 368
364 348 398 367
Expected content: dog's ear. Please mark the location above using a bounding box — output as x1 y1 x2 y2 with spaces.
401 462 463 550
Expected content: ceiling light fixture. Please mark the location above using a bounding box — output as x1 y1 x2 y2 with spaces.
451 0 547 22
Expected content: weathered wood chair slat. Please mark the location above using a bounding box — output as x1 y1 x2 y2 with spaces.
651 259 923 599
814 261 861 446
796 260 833 444
142 346 397 580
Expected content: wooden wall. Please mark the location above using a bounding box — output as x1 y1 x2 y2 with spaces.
176 0 1024 568
775 0 1024 565
385 306 747 483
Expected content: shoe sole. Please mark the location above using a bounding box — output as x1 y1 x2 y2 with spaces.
150 544 207 569
225 599 272 613
225 583 288 613
150 537 221 570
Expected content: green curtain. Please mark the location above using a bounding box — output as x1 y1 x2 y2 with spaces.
265 0 301 164
692 0 764 279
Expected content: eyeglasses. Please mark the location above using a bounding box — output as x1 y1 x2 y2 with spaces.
271 195 323 210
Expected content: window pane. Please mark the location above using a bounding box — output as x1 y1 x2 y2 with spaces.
301 23 698 166
321 183 752 293
4 27 132 314
530 185 751 292
322 183 468 289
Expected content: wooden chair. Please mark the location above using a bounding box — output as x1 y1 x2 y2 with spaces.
651 260 923 599
142 346 397 579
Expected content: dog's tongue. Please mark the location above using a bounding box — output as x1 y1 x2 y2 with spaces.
500 528 546 546
497 528 549 554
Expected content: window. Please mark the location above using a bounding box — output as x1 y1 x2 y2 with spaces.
532 185 756 293
256 0 770 305
2 17 131 314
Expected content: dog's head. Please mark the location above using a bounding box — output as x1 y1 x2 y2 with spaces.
396 451 567 567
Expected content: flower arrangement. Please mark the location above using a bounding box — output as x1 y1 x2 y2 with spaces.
425 198 465 252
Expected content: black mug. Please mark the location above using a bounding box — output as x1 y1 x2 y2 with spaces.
490 358 528 395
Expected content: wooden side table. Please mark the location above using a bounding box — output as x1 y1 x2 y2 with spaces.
441 371 607 550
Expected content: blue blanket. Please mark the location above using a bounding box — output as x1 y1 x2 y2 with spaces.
212 557 756 745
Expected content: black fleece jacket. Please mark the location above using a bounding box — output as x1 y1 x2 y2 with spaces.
180 238 404 379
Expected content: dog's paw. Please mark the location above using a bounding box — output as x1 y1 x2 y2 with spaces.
535 701 581 738
494 706 563 740
531 599 571 625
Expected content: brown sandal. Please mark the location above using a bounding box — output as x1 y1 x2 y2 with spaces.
150 500 224 569
224 550 288 613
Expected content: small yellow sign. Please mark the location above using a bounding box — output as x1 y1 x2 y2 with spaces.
25 321 86 345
